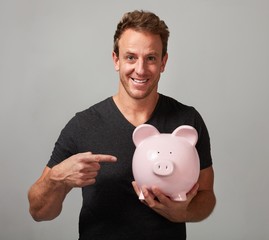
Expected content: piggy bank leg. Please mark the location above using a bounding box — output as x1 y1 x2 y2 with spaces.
172 193 187 201
139 191 145 200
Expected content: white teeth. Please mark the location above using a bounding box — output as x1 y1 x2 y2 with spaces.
132 78 147 83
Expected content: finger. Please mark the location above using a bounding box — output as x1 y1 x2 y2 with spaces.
95 154 117 163
151 186 170 205
132 181 141 196
80 162 101 172
81 152 117 163
75 171 99 187
141 186 157 208
186 183 199 200
80 169 99 178
189 183 199 194
79 178 96 187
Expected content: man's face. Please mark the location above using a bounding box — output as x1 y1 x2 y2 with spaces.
113 29 168 100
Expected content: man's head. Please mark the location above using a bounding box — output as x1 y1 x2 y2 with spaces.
113 10 170 59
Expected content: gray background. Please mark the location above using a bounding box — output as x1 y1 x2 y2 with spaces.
1 0 268 239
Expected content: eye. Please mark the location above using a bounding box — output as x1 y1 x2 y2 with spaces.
126 55 136 62
170 152 172 154
147 56 156 62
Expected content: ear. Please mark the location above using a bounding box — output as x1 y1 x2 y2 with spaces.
160 53 168 73
172 125 198 146
112 51 119 71
133 124 160 147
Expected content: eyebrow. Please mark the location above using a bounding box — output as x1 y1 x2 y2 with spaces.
124 51 136 55
124 51 160 57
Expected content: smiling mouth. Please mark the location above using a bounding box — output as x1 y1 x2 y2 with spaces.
131 78 148 83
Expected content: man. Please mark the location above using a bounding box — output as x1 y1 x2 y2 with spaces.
28 10 216 240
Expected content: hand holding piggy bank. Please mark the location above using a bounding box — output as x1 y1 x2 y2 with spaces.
132 124 200 201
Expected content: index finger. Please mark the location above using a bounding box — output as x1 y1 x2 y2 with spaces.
91 154 117 163
80 152 117 163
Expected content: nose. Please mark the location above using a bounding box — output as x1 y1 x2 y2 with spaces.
135 58 146 76
153 160 174 176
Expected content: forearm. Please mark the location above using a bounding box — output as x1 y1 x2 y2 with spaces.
28 153 117 221
28 168 71 221
185 189 216 222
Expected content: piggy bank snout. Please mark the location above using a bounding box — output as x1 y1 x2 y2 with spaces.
153 160 174 176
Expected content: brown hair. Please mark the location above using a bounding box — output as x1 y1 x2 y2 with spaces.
113 10 170 58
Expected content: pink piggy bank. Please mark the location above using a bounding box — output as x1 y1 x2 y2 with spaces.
132 124 200 201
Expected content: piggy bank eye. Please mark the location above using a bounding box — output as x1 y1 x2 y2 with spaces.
170 151 172 154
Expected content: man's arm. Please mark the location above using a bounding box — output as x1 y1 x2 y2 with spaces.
28 152 117 221
132 166 216 222
183 166 216 222
28 166 71 221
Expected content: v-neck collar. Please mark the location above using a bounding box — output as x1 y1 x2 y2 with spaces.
108 94 162 128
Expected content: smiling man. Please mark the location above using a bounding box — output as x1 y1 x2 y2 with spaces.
112 28 168 126
28 10 216 240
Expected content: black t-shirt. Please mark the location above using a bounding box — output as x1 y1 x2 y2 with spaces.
47 94 212 240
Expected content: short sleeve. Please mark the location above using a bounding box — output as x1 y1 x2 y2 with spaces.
47 116 78 168
194 110 213 169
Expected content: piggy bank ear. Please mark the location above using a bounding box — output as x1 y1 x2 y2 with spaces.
133 124 160 147
172 125 198 146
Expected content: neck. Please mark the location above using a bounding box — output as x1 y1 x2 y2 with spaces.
113 93 159 127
